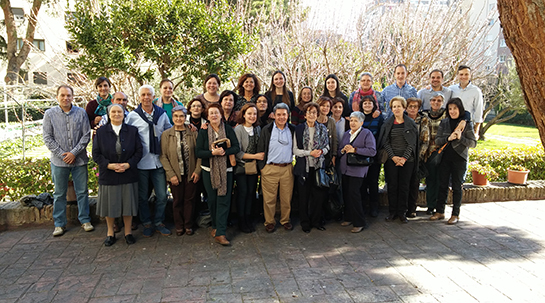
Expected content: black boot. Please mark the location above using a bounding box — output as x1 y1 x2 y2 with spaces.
239 216 251 233
246 215 255 232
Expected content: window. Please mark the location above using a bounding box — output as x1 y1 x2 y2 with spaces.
12 8 24 21
66 41 79 54
33 39 45 51
16 38 24 50
500 39 506 47
33 72 47 85
499 55 506 63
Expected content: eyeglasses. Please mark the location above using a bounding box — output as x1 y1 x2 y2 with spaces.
407 105 419 109
306 111 318 115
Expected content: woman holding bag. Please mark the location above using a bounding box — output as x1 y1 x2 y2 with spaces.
234 103 264 233
293 102 330 233
338 111 376 233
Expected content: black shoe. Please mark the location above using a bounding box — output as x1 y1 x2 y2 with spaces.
302 227 311 233
316 226 326 231
399 216 409 224
426 209 434 215
385 214 398 222
406 212 416 218
125 234 136 244
370 209 379 218
104 236 116 246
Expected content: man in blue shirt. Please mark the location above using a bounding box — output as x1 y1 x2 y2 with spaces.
381 64 417 119
43 85 93 237
257 103 295 233
417 69 452 110
449 65 484 138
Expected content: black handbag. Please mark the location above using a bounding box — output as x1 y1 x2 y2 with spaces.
325 165 339 186
346 153 373 166
315 167 330 188
426 142 448 166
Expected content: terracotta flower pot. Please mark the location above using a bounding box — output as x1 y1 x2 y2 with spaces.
472 171 489 186
507 169 530 185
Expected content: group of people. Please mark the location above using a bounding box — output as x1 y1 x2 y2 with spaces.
43 64 481 247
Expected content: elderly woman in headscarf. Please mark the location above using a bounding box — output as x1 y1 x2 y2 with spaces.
93 104 142 246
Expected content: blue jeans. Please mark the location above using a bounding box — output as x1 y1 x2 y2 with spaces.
138 168 168 226
51 163 90 227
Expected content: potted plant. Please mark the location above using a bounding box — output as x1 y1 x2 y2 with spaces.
468 161 498 186
507 164 530 185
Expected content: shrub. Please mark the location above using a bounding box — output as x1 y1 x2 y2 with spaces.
0 157 99 202
468 146 545 182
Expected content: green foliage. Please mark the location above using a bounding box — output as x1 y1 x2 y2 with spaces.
0 157 99 202
468 161 499 181
468 146 545 182
66 0 254 87
0 135 45 158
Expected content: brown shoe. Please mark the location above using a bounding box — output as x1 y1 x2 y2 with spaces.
215 235 230 246
341 221 352 227
265 223 276 233
351 227 364 233
429 213 445 221
210 228 216 237
447 216 459 225
185 228 194 236
283 223 293 231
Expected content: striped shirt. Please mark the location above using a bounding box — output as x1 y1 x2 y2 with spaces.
386 123 413 161
43 105 91 167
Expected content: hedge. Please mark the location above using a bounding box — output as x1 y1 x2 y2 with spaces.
0 146 544 201
0 158 99 202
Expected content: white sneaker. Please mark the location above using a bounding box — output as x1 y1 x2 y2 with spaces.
82 222 94 232
52 226 66 237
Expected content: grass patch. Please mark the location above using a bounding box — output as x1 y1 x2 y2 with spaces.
485 123 540 140
474 139 539 151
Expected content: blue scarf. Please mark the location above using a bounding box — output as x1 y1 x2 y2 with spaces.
134 104 166 155
94 94 112 116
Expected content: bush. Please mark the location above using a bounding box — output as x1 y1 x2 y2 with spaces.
0 135 45 158
0 157 99 202
468 146 545 182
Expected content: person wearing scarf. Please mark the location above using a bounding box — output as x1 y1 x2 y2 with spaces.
430 98 476 225
126 85 172 238
154 79 186 125
293 102 330 233
196 103 240 246
348 72 384 119
86 76 113 129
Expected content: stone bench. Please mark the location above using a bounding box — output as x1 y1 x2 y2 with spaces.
2 181 545 228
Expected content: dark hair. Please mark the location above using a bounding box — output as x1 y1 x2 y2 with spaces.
255 94 269 110
219 90 237 107
268 70 290 107
95 76 111 88
207 102 224 120
203 74 221 92
331 97 344 109
297 86 313 105
159 79 173 88
429 69 444 78
237 103 258 126
303 102 320 115
360 95 377 113
237 73 260 96
458 65 471 72
56 85 74 96
317 96 332 116
446 98 465 118
394 64 407 73
406 97 422 109
323 74 340 98
188 98 206 119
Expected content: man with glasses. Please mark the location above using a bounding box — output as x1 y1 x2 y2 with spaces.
257 103 295 233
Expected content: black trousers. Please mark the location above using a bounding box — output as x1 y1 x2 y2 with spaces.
297 167 327 229
361 161 381 214
343 175 366 227
384 159 415 217
436 159 467 216
407 169 419 214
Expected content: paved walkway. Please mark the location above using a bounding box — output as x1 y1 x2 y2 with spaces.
1 200 545 303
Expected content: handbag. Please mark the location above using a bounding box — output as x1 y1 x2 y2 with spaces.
325 165 339 186
378 148 388 164
315 167 330 188
213 138 236 167
346 153 373 166
244 160 258 175
426 142 448 167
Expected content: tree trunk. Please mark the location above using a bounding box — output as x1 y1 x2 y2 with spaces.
497 0 545 148
1 0 43 84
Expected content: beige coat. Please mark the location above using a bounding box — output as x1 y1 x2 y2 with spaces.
160 127 201 183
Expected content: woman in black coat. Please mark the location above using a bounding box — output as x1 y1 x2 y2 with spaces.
93 104 143 246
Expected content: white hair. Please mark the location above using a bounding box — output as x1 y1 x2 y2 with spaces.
138 84 155 96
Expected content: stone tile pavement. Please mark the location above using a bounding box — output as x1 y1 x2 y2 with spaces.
1 200 545 302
